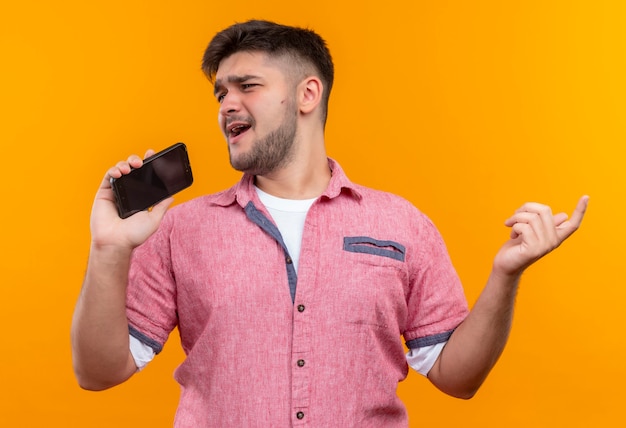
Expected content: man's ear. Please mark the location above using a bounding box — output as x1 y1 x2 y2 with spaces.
297 76 323 115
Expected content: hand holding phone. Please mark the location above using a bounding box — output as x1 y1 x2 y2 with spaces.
110 142 194 218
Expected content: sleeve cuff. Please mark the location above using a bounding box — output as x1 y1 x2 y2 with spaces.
406 341 446 376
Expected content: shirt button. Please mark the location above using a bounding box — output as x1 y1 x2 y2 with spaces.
286 256 293 264
297 359 305 367
296 411 305 420
297 304 305 312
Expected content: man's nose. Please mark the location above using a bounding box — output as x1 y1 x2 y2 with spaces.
219 92 241 116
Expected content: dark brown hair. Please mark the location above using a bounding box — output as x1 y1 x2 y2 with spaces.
202 20 334 123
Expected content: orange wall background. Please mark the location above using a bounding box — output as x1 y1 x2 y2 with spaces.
1 1 623 427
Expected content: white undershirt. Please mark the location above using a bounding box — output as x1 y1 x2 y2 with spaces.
255 186 317 273
129 186 446 376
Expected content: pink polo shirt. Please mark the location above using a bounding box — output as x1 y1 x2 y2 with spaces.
127 159 468 427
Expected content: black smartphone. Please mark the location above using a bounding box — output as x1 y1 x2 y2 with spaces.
110 142 194 218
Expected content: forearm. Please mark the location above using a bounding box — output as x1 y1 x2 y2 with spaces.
71 244 137 390
428 196 588 399
428 269 520 399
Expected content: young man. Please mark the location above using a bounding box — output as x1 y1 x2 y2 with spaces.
71 20 588 427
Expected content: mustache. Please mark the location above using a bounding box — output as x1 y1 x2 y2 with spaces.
225 115 256 128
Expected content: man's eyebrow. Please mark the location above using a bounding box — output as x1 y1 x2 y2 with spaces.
213 74 260 96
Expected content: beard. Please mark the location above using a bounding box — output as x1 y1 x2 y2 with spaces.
228 101 298 176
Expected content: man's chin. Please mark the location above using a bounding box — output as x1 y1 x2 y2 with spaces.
229 157 260 175
228 151 247 172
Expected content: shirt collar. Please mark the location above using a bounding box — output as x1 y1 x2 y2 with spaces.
211 158 362 208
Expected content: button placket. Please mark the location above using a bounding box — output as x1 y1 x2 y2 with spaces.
292 299 311 425
290 203 320 425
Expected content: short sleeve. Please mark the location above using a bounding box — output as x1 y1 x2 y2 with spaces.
126 213 179 353
402 213 469 347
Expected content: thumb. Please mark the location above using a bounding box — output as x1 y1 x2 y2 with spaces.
556 195 589 241
150 197 174 220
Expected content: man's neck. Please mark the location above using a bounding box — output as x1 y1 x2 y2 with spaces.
255 152 331 200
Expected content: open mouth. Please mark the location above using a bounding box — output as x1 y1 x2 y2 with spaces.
228 123 251 138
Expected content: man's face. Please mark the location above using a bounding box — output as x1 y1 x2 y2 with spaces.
214 51 298 176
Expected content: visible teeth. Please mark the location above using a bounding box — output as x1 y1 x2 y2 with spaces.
231 125 248 136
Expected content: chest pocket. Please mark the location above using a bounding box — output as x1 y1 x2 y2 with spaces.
343 236 406 262
336 235 408 335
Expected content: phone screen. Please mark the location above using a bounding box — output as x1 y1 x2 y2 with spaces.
111 142 193 218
